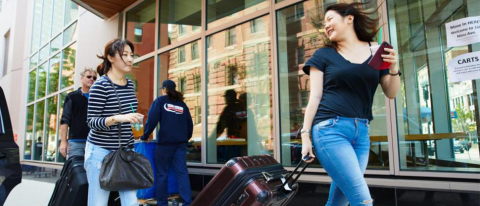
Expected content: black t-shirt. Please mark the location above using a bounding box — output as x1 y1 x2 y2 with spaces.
303 47 392 126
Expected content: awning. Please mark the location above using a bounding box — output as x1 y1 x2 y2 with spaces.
72 0 139 19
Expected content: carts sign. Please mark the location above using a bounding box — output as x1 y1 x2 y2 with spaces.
448 51 480 83
445 16 480 48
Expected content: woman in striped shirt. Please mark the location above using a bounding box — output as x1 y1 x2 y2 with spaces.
84 38 143 206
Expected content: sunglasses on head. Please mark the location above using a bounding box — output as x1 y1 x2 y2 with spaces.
86 75 97 80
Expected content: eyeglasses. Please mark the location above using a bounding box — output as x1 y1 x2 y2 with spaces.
86 75 97 80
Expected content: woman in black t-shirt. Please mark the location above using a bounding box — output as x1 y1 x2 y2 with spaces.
300 3 400 206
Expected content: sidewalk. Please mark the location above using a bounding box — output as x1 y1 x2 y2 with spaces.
4 177 56 206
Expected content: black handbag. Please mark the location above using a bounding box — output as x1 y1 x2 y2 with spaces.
99 76 154 191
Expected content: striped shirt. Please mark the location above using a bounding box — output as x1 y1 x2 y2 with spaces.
87 76 138 150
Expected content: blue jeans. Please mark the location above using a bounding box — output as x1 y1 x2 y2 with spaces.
154 143 192 206
67 140 86 159
312 117 373 206
84 142 138 206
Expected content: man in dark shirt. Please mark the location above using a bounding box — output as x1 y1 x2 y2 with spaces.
59 68 97 159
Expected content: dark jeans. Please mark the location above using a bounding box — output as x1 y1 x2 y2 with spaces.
154 143 192 206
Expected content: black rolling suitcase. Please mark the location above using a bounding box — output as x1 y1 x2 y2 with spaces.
48 156 121 206
49 156 88 206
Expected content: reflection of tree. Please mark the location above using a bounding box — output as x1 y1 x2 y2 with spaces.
28 70 36 102
37 65 47 98
61 46 76 89
453 106 475 133
48 56 61 94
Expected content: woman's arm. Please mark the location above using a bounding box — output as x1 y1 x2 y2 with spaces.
380 48 401 99
301 67 324 162
87 83 111 131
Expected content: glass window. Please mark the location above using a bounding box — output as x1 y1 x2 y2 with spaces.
206 16 273 164
31 0 43 53
64 0 78 26
250 18 264 34
225 28 236 47
178 46 186 63
39 44 50 63
37 63 47 99
24 104 35 160
60 43 76 89
158 40 202 163
48 53 61 94
51 34 62 54
51 0 65 36
33 100 45 161
194 74 201 93
159 0 201 48
207 0 268 29
126 58 155 140
63 22 77 46
125 0 156 56
390 0 480 172
277 0 389 169
191 42 199 60
44 96 58 162
30 53 38 69
40 0 53 46
28 70 37 103
56 89 72 163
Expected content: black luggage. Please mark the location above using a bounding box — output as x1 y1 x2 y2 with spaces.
191 155 309 206
48 156 88 206
48 156 121 206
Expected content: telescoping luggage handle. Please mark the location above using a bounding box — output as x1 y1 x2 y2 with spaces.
279 155 311 193
278 125 312 192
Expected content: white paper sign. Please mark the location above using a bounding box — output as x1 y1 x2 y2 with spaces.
445 16 480 48
448 51 480 83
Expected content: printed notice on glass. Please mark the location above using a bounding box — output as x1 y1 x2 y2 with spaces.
448 51 480 83
445 16 480 48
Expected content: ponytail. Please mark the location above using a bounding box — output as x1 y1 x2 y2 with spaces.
166 88 184 102
96 38 135 76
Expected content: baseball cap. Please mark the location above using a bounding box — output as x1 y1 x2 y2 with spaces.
161 79 176 90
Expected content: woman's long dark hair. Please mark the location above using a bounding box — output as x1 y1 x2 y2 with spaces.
325 2 380 48
96 38 135 76
166 88 184 102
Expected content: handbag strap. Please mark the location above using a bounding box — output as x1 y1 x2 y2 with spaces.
104 75 124 149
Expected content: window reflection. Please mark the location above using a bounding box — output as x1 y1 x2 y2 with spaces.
159 0 201 48
61 43 76 89
45 96 58 162
206 16 273 164
48 53 61 95
127 57 155 138
37 63 47 99
28 70 37 103
24 105 35 160
158 40 202 163
390 0 480 172
126 0 156 56
277 0 389 169
207 0 268 29
33 100 45 161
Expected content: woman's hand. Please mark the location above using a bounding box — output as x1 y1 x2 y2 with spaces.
382 48 399 73
115 113 144 124
301 133 316 163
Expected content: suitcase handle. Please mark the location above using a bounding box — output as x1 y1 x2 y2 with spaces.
278 155 311 193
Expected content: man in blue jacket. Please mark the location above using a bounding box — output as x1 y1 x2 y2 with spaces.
142 79 193 206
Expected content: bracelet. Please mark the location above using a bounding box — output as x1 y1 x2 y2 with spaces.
300 129 311 134
389 71 400 76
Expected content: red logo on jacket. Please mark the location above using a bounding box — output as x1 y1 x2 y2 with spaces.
164 103 184 114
